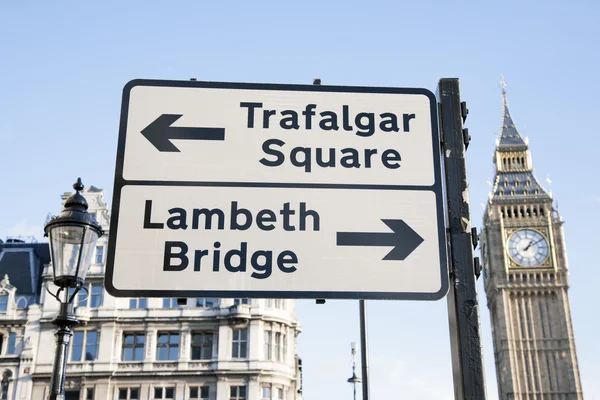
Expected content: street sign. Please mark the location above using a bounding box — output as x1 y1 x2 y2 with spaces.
106 79 448 300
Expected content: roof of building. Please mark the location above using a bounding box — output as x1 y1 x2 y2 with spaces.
492 172 552 202
497 95 528 151
0 241 49 297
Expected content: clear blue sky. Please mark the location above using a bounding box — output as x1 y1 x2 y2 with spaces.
1 1 599 398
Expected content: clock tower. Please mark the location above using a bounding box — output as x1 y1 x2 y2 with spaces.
481 85 584 399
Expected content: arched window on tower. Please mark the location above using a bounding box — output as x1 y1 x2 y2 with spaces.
1 370 11 400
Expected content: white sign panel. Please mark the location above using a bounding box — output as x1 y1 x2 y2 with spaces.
106 80 448 300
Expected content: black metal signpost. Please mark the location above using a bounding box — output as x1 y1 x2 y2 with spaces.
438 78 487 400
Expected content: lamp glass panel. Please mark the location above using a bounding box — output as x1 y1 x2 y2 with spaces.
77 227 100 280
49 225 99 283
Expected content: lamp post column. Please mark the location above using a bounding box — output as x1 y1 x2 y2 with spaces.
49 303 79 400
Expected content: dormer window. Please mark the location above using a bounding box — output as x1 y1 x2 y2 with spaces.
0 295 7 312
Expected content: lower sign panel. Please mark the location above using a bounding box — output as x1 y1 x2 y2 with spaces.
106 185 447 300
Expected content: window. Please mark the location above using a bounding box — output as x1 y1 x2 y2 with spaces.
129 298 148 309
95 246 104 265
196 298 216 308
276 388 284 400
77 283 103 308
265 329 286 362
282 333 287 362
0 296 7 312
274 332 281 361
157 332 179 361
90 284 103 308
189 386 210 400
0 371 10 400
262 387 271 400
265 299 284 309
264 331 272 360
71 330 99 361
191 332 213 360
162 298 179 309
86 388 94 400
233 298 250 305
118 388 139 400
230 386 246 400
122 333 145 361
154 387 175 399
232 328 248 358
7 333 16 355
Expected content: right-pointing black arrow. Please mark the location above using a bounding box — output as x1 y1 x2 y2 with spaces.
141 114 225 152
336 219 424 261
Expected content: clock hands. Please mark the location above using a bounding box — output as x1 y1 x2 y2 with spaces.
524 237 545 251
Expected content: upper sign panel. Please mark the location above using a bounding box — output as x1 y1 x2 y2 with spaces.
120 80 438 186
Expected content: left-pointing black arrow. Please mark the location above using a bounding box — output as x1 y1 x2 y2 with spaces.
336 219 424 261
141 114 225 152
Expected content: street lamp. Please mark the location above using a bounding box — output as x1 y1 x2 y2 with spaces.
44 178 103 400
347 342 361 400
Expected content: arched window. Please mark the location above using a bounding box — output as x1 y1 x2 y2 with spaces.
1 370 11 400
15 297 27 309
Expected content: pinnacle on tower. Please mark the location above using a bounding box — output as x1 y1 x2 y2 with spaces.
497 77 528 151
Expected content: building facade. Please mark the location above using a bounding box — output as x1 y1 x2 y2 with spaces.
481 88 583 399
0 186 303 400
0 237 50 400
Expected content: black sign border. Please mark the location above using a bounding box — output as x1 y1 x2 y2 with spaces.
106 79 448 301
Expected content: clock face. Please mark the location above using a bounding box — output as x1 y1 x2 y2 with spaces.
507 229 549 267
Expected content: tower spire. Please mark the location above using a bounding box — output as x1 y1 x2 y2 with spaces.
497 76 527 150
489 78 552 204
